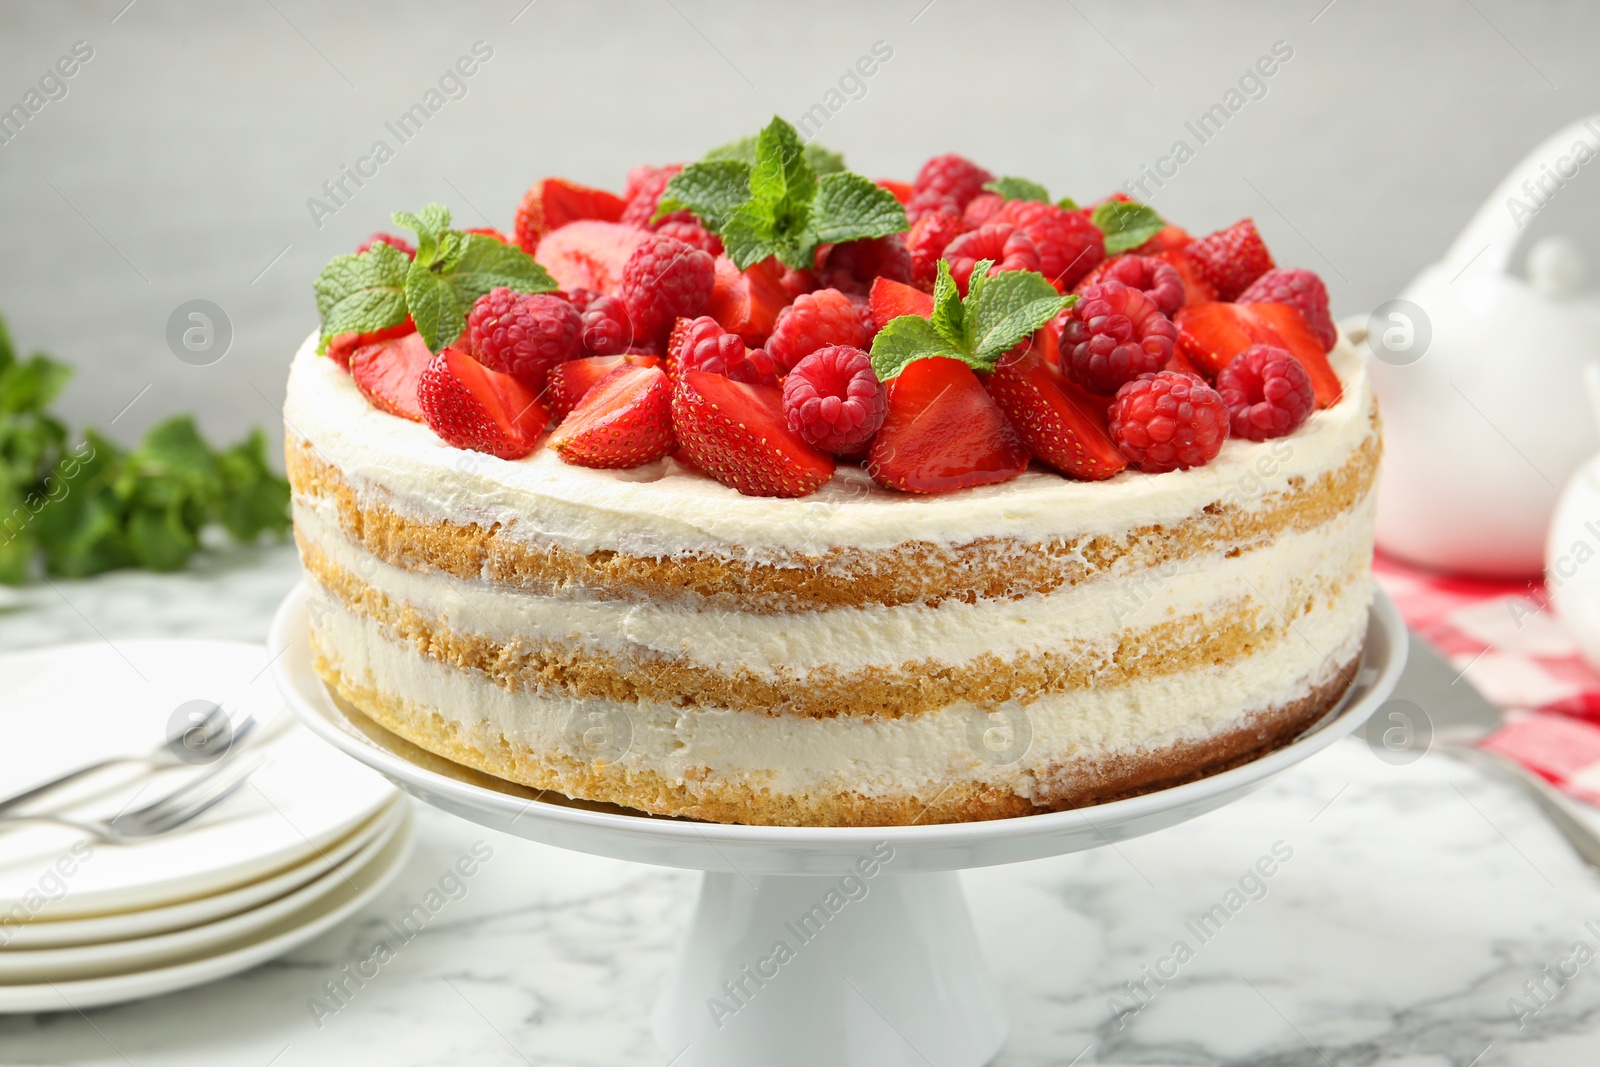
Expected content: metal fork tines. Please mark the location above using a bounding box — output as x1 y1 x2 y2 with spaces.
0 753 265 842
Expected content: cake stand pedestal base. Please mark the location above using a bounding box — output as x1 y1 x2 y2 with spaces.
652 871 1006 1067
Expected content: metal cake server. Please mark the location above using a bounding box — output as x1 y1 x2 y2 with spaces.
1390 632 1600 871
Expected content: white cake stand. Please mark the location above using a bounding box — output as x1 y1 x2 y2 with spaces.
270 584 1405 1067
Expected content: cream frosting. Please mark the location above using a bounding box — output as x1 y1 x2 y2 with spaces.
282 330 1375 560
309 577 1369 797
294 490 1375 678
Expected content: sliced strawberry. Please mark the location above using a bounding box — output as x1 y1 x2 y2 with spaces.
547 354 662 420
1133 224 1193 255
1174 302 1341 408
1165 347 1208 380
350 331 431 421
868 357 1030 494
548 364 673 469
1153 249 1217 306
671 371 834 497
706 255 791 346
514 178 627 254
1243 302 1342 407
326 318 416 370
534 221 650 294
868 276 935 332
417 346 549 459
877 179 914 205
987 347 1126 481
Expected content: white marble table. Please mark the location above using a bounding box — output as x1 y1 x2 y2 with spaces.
2 544 1599 1065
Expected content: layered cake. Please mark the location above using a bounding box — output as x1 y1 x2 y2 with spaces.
289 119 1378 826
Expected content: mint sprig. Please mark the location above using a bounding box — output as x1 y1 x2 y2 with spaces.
869 260 1074 381
703 134 845 176
1091 200 1165 255
657 116 907 270
313 204 558 355
983 176 1050 203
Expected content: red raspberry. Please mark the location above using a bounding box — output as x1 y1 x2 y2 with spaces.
579 294 634 355
765 288 869 371
995 200 1105 291
564 287 601 312
619 165 683 227
906 210 971 290
1215 344 1314 441
906 154 994 221
818 235 913 296
1237 268 1337 351
783 345 886 454
943 224 1041 295
356 232 415 258
674 316 779 386
620 233 715 343
465 288 582 391
1187 218 1274 301
962 193 1006 227
1060 280 1179 395
1075 255 1186 315
653 216 723 256
1109 371 1230 473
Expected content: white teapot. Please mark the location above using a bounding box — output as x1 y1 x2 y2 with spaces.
1366 113 1600 579
1548 365 1600 670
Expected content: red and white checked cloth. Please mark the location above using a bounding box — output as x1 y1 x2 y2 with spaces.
1374 550 1600 806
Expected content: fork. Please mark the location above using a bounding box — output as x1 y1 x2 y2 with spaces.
0 752 265 842
0 703 259 816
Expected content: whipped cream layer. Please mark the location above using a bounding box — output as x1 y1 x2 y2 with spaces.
283 331 1376 560
294 489 1374 679
308 575 1368 797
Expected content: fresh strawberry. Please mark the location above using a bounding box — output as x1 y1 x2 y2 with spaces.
534 221 651 294
877 179 914 204
350 331 431 421
1153 249 1218 306
987 347 1126 480
1186 219 1274 301
706 256 791 346
417 346 549 459
1165 347 1208 380
548 364 673 468
514 178 627 254
868 276 935 332
868 357 1030 494
326 318 416 370
1133 224 1193 255
671 371 835 497
1174 302 1341 407
546 354 662 420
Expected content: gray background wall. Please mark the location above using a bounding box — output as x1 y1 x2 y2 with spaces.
0 0 1596 462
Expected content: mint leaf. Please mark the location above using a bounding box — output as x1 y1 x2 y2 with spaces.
984 176 1050 202
0 313 13 371
393 204 452 266
929 260 964 346
1055 195 1080 211
807 172 908 248
704 135 845 175
871 262 1072 379
1092 201 1165 255
405 232 557 351
869 315 962 381
313 243 410 353
656 160 751 230
672 118 908 269
966 272 1074 363
0 355 71 415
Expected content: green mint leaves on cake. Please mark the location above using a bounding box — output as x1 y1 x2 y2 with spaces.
313 204 557 354
870 260 1074 381
1091 200 1165 255
656 116 907 270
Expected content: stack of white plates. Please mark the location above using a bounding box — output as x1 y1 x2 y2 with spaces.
0 640 410 1012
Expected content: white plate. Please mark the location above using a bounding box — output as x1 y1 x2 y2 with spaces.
0 797 405 949
0 803 413 1013
0 799 407 978
0 640 399 918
